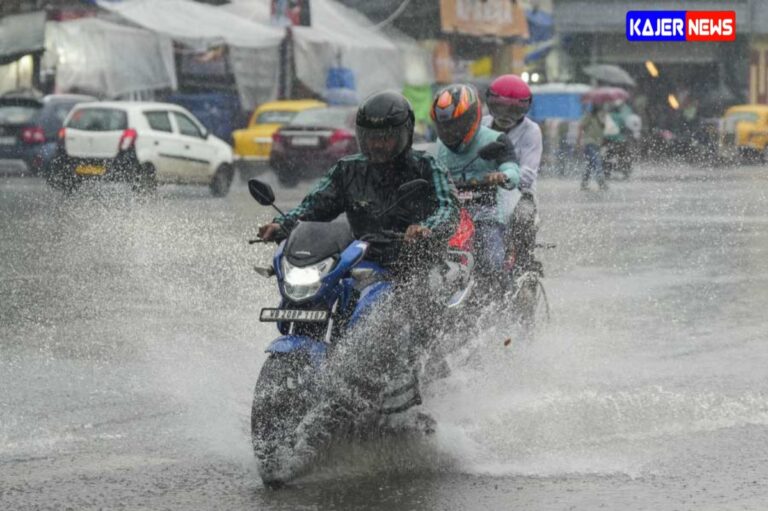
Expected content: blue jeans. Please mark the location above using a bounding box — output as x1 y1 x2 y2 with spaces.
474 221 507 275
583 143 605 185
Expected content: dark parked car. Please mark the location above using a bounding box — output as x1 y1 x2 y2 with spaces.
0 92 96 176
269 106 358 187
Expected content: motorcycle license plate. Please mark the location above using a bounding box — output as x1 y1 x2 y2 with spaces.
457 189 494 206
259 308 329 322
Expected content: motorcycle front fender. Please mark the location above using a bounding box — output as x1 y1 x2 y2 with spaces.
348 281 393 328
265 335 327 366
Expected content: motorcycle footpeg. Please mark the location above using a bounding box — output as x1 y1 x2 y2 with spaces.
415 412 437 435
380 393 422 415
254 265 276 277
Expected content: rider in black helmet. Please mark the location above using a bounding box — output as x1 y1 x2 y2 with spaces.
355 90 414 163
256 92 459 484
259 90 458 268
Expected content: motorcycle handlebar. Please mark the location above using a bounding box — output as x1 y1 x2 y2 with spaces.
249 236 284 245
454 181 502 191
253 227 405 247
360 230 405 243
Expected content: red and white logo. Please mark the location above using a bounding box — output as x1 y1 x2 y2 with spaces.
685 11 735 42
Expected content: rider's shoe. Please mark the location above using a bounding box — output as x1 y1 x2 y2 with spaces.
423 352 451 382
527 259 544 277
262 477 287 490
513 256 543 278
414 411 437 435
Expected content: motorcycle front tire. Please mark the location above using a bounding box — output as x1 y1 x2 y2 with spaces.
251 352 314 487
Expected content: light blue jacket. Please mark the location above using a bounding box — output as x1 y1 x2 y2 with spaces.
436 125 520 223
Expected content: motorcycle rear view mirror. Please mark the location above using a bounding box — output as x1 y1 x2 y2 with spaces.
248 178 289 220
248 179 276 206
478 141 508 161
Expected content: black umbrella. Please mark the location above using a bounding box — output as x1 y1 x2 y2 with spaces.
583 64 636 87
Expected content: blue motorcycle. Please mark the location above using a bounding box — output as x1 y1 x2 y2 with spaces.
247 179 473 486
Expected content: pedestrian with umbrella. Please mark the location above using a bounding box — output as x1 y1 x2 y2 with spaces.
582 87 636 181
578 102 608 191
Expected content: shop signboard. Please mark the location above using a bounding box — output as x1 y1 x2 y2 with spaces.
439 0 528 38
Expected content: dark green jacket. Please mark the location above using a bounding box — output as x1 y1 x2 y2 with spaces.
275 150 459 265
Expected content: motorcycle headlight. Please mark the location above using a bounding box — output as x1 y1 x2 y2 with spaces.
282 257 335 301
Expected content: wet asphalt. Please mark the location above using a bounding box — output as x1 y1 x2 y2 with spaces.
1 161 768 510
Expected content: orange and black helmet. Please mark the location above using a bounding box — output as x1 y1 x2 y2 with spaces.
430 84 482 150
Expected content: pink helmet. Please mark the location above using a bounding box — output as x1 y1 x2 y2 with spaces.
486 74 532 129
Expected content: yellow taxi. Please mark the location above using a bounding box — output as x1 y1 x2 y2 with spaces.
720 104 768 162
233 99 325 175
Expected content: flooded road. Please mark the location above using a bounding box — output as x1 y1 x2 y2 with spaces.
2 163 768 510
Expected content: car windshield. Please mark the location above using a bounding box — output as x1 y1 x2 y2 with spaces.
290 108 354 128
0 104 40 124
256 110 298 124
723 111 760 132
66 108 128 131
725 112 759 123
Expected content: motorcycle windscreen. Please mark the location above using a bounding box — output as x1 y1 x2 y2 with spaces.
284 220 355 266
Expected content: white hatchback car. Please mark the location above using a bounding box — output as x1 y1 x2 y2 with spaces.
49 101 234 196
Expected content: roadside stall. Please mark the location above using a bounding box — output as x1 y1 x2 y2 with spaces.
97 0 284 112
44 17 176 99
221 0 431 105
0 11 46 93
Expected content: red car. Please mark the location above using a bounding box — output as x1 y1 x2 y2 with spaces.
269 106 358 187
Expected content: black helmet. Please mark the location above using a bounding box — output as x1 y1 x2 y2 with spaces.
355 91 414 163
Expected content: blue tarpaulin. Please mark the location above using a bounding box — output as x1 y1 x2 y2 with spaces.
166 91 242 141
528 84 591 121
326 67 355 90
526 9 554 43
325 66 358 105
529 93 584 121
524 9 554 63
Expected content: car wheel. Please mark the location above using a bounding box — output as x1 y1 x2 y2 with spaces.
46 159 80 192
210 163 234 197
740 147 760 165
131 163 157 194
45 169 65 190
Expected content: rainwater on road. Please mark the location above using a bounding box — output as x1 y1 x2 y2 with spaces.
1 163 767 510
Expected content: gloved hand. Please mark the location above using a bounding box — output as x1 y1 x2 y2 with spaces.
258 223 282 241
404 224 432 242
519 167 537 190
485 172 508 186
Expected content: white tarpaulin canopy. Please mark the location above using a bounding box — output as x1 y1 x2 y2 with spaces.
97 0 284 50
222 0 432 102
45 18 176 98
97 0 284 110
0 11 46 62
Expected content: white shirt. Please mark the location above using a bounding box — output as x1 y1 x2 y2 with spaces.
482 115 542 194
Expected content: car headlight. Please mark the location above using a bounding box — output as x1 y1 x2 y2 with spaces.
282 257 335 301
